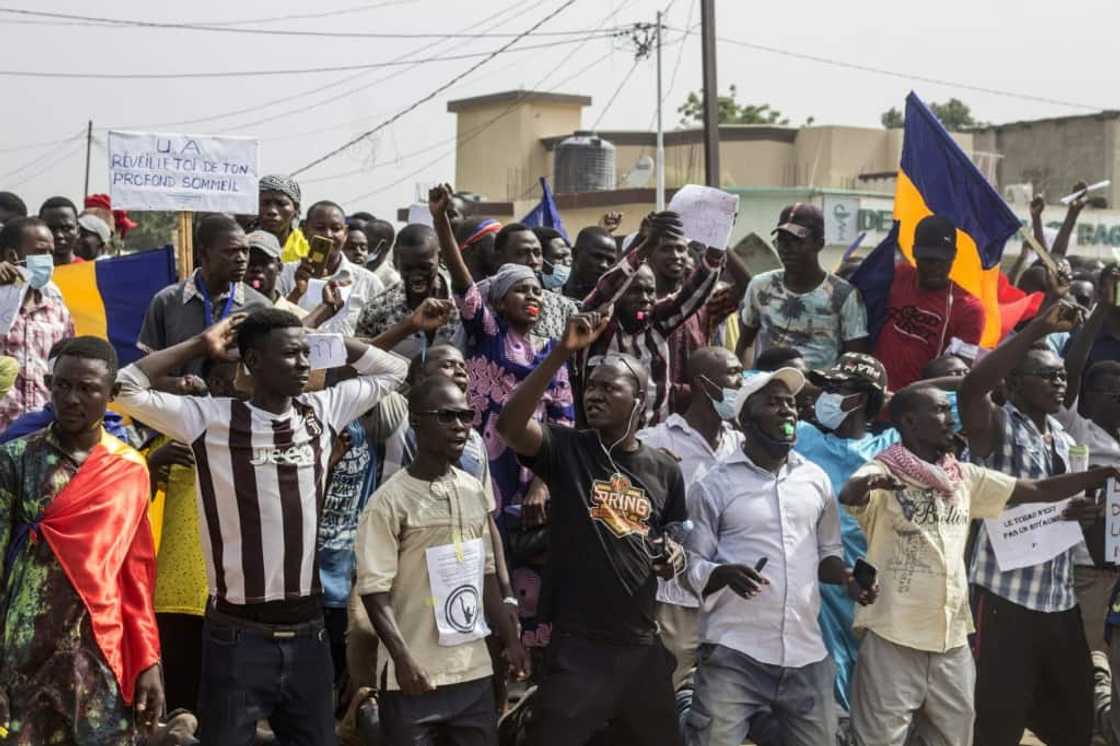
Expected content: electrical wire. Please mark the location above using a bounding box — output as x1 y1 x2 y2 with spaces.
290 0 579 177
591 58 642 130
0 132 85 183
0 33 617 81
0 7 625 40
707 32 1103 112
6 139 87 189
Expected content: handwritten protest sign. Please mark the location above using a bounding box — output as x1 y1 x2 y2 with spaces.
0 280 27 336
108 131 259 213
298 279 353 313
985 500 1083 572
306 333 347 371
668 184 739 250
1107 479 1120 563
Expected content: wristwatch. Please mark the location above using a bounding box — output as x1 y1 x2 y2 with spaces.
502 596 519 608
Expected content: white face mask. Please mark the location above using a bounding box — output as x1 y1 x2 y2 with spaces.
814 391 854 431
25 253 54 289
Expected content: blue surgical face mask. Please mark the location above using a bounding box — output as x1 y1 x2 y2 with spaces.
25 253 54 289
700 376 739 420
541 261 570 290
814 391 853 431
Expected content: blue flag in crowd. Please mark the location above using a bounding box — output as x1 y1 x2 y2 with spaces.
520 176 568 242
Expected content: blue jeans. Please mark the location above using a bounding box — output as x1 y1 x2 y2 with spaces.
685 643 836 746
198 611 337 746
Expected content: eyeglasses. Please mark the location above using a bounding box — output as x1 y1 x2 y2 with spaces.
416 408 474 425
1020 368 1068 383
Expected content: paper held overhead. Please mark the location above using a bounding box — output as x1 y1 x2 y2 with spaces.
1060 180 1110 205
667 184 740 250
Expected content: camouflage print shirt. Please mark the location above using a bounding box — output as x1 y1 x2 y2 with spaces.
0 429 134 745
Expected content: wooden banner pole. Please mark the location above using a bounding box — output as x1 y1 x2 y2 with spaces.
176 211 194 278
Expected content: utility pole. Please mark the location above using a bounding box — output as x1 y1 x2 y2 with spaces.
700 0 720 187
655 11 665 210
83 120 93 198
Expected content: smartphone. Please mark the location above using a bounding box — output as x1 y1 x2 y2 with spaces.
307 235 333 276
853 558 877 590
754 557 768 572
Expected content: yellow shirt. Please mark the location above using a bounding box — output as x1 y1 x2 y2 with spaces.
355 467 495 691
281 227 310 263
151 436 210 616
846 460 1015 652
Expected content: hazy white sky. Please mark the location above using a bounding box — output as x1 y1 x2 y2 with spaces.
1 0 1115 221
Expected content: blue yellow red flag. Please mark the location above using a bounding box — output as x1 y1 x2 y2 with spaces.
852 92 1022 347
52 246 177 365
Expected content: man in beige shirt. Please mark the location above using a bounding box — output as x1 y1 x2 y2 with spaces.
841 384 1119 746
356 376 527 744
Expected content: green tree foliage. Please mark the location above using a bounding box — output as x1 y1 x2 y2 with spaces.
678 85 792 126
123 211 177 252
881 98 987 132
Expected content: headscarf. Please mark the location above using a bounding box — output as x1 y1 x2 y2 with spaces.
259 174 302 206
461 219 502 251
488 263 537 306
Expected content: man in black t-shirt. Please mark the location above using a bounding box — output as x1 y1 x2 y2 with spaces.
497 311 687 746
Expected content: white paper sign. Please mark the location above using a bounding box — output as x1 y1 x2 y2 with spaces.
298 278 353 312
108 130 259 213
0 280 28 336
407 203 434 228
305 333 347 371
985 500 1085 572
425 538 490 647
1106 479 1120 564
668 184 740 250
823 195 860 245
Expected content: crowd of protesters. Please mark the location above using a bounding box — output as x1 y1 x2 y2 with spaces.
0 172 1118 746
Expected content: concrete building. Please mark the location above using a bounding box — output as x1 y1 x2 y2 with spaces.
401 89 1120 264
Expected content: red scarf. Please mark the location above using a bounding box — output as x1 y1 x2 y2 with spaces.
874 442 964 499
36 431 160 704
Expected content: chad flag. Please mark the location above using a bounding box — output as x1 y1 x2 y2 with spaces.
53 247 177 365
853 92 1021 347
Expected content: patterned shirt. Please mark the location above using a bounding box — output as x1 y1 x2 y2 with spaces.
0 429 134 742
740 269 868 370
0 285 74 432
970 401 1077 613
355 274 461 360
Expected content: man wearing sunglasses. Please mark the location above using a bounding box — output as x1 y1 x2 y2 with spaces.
960 299 1099 746
355 376 528 745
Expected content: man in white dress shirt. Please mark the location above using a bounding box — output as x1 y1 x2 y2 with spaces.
684 367 877 746
638 346 745 688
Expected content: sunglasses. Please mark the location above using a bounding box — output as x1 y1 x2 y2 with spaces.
416 408 474 425
1020 368 1067 383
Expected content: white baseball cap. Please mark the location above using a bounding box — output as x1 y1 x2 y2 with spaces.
734 367 806 419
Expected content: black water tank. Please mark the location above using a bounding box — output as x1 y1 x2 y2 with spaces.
553 131 616 193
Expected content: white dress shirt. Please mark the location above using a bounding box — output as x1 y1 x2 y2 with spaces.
638 414 744 607
278 253 384 336
687 448 843 668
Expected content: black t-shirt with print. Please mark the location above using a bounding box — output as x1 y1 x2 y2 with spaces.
520 424 687 644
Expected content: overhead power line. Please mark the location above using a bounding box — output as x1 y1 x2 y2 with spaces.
0 33 616 80
290 0 578 177
707 33 1104 112
0 7 622 40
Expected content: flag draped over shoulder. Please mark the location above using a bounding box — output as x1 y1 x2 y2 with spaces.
520 176 569 242
36 431 160 704
52 247 177 366
852 92 1022 348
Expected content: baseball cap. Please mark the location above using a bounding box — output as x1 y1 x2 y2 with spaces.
246 229 282 259
77 213 111 244
735 367 805 419
913 214 957 260
772 203 824 240
808 352 888 417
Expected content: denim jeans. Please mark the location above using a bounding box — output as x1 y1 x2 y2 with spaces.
198 610 337 746
685 643 837 746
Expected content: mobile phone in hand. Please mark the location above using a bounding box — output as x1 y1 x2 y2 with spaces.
307 235 333 276
853 558 877 590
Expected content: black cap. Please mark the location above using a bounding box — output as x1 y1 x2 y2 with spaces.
913 215 957 261
772 203 824 240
